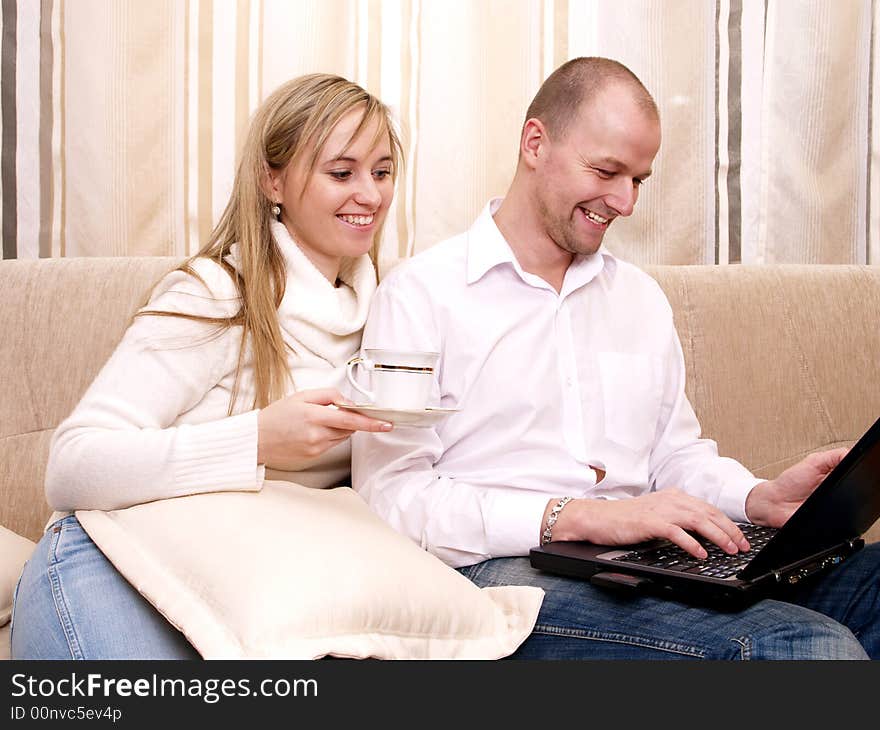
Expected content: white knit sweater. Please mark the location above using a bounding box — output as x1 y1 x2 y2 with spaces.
45 221 377 514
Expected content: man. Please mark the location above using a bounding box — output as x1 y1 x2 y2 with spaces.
352 57 880 659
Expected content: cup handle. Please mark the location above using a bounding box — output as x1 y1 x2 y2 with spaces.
346 356 375 402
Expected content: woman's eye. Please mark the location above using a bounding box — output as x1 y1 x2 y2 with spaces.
329 171 352 180
373 169 392 179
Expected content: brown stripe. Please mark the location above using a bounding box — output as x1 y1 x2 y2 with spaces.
727 0 743 263
39 0 53 258
198 0 214 251
2 0 18 259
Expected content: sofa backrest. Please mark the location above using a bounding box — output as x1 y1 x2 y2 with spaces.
645 264 880 476
1 257 184 539
2 259 879 542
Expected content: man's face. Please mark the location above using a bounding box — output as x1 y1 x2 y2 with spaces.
533 83 661 257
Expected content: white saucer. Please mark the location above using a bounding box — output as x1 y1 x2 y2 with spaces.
338 403 460 428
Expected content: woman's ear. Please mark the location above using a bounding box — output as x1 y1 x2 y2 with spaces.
260 162 282 204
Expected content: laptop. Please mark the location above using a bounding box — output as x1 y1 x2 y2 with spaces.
529 414 880 610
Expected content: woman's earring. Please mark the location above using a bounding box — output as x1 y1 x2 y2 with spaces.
271 203 281 218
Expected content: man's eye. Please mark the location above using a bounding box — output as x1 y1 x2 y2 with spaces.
634 178 646 187
329 171 352 180
594 168 613 178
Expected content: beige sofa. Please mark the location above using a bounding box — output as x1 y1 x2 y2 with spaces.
2 257 879 659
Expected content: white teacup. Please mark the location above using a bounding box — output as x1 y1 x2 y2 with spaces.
346 349 440 411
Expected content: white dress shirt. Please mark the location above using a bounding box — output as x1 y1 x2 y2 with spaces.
352 200 761 568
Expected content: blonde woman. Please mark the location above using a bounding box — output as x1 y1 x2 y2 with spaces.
11 74 403 659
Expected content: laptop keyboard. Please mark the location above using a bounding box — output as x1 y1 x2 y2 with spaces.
610 523 777 579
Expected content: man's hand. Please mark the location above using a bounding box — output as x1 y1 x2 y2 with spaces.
544 488 751 559
745 447 849 528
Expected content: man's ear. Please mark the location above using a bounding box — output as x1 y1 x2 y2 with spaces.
520 118 546 170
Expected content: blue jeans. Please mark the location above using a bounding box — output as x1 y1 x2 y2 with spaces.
458 543 880 659
11 515 200 659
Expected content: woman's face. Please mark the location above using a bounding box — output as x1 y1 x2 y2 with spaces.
269 107 395 282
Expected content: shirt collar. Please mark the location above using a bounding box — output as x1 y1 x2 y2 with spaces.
465 198 618 289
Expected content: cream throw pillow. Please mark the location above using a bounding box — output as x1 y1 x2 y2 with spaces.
76 482 543 659
1 525 36 627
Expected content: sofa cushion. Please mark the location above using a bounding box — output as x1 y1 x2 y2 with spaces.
76 481 544 660
1 525 36 627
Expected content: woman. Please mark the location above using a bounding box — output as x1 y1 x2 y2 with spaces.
11 73 403 659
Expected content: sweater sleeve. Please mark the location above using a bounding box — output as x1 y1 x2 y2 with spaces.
45 260 264 512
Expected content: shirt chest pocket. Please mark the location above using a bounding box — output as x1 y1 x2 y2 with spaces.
597 352 663 453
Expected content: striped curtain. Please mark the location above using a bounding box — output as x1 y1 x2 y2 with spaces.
1 0 876 270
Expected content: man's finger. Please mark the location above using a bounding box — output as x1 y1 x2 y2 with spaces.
662 525 708 560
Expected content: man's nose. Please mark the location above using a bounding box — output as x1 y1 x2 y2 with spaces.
606 178 638 217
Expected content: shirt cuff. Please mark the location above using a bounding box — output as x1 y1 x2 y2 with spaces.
484 490 559 557
716 476 765 524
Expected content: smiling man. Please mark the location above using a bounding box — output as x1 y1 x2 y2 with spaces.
351 57 880 660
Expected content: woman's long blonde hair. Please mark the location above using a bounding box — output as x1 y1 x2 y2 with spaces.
143 74 403 413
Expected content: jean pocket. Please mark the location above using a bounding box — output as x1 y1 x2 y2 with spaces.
597 351 662 453
49 515 88 565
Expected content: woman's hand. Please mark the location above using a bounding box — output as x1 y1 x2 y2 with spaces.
257 388 392 470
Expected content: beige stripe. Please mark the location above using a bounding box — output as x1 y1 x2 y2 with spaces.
554 0 568 69
183 0 190 254
113 0 126 257
39 0 53 257
395 0 413 262
235 0 249 156
716 0 730 265
541 0 550 82
198 0 213 252
2 0 18 260
257 0 263 103
407 0 422 260
16 1 46 260
367 0 382 94
354 0 362 84
871 0 880 263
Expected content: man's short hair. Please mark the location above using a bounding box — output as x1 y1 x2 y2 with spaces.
525 57 658 140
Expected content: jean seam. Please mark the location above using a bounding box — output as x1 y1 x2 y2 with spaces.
733 636 751 660
9 568 24 648
47 521 83 660
532 622 707 658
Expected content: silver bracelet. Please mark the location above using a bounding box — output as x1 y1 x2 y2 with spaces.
541 496 573 545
